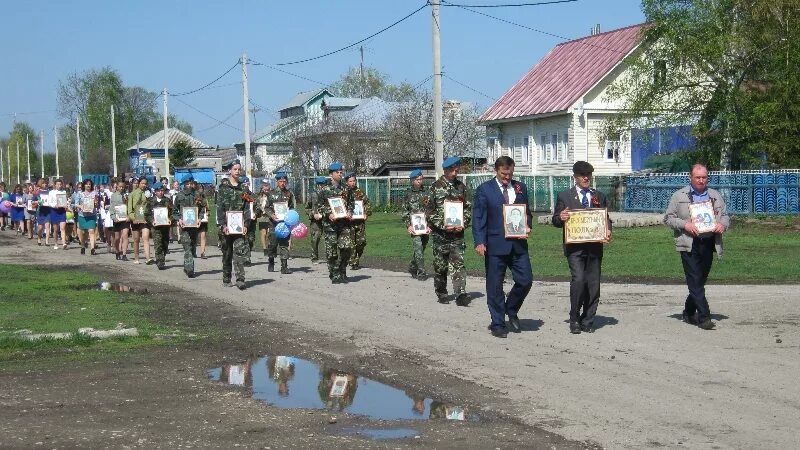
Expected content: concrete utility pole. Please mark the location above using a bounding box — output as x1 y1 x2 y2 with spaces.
0 145 4 182
241 53 252 178
54 126 59 178
359 45 365 99
431 0 444 177
16 141 20 184
111 105 118 177
40 130 45 179
76 117 82 182
26 134 31 182
163 88 169 181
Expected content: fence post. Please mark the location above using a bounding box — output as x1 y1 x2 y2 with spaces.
301 176 307 204
548 175 554 213
532 175 537 211
386 177 392 207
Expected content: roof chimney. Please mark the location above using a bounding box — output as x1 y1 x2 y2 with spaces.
595 24 601 35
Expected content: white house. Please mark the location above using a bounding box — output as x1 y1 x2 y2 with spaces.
480 23 672 175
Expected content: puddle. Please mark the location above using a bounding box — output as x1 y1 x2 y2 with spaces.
341 427 420 440
208 355 477 423
97 282 147 294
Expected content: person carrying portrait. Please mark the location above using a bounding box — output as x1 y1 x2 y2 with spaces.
473 156 533 338
216 161 252 289
345 172 371 270
127 177 153 264
664 163 729 330
317 162 354 284
263 171 296 274
426 156 471 305
552 161 612 334
237 176 256 265
402 168 431 281
145 182 172 270
305 176 328 264
256 180 272 259
172 176 205 278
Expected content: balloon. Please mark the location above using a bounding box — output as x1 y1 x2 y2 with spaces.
0 203 8 214
290 222 308 239
284 209 300 227
66 211 74 221
274 222 291 239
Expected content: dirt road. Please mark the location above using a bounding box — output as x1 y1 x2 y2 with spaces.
1 234 798 449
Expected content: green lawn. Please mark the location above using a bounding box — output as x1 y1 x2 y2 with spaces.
287 212 800 283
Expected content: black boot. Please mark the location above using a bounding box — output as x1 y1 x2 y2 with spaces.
280 260 291 274
268 257 275 272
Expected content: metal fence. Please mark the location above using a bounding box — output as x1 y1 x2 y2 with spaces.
624 170 800 214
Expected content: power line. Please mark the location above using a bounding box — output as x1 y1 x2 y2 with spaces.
442 73 533 119
172 96 244 133
170 60 241 96
195 105 244 133
442 0 577 7
249 60 332 87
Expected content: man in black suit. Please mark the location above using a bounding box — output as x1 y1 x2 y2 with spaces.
552 161 611 334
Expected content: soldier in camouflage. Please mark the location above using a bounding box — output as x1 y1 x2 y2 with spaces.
255 181 272 258
217 161 252 290
305 176 328 263
426 156 472 305
262 171 295 274
317 162 354 284
172 176 205 278
402 168 431 281
345 173 371 270
240 175 256 266
145 182 172 270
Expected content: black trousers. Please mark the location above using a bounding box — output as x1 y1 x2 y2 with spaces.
566 244 603 326
680 237 715 323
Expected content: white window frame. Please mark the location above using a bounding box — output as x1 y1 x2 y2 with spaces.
561 132 569 162
508 137 515 158
522 136 530 164
551 133 558 163
539 134 547 163
605 139 621 161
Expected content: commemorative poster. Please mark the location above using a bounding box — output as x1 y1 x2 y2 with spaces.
689 200 716 234
564 208 609 244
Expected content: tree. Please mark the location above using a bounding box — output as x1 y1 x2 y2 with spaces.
604 0 800 169
169 140 196 172
331 66 416 101
2 122 40 183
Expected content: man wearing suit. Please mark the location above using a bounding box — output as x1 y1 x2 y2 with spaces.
473 156 533 338
552 161 612 334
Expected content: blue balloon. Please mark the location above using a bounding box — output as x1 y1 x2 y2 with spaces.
284 209 301 227
274 222 291 239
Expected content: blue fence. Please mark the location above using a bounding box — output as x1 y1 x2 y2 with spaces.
624 170 800 214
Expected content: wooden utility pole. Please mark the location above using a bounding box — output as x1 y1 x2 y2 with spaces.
431 0 443 177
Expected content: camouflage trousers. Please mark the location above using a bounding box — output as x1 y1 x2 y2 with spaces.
309 221 322 261
409 234 430 276
324 226 353 282
246 223 256 260
152 226 170 265
431 231 466 296
181 228 198 274
348 222 366 266
221 234 248 283
267 222 290 261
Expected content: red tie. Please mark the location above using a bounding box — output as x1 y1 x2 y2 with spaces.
502 184 509 204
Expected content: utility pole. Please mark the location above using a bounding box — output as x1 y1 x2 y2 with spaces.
163 88 169 181
111 104 118 177
76 117 82 182
431 0 444 177
241 53 252 178
40 129 45 179
0 145 4 183
16 141 20 184
359 45 365 99
26 134 31 182
54 126 59 178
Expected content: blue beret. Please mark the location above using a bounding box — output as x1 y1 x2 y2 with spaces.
328 162 343 172
240 175 249 184
344 172 356 180
442 156 461 169
181 176 194 184
315 176 328 185
152 182 164 190
409 169 423 178
274 172 288 180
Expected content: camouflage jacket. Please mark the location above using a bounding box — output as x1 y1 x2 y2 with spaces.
402 184 429 227
172 188 206 222
216 180 252 228
349 186 371 222
262 188 295 223
255 192 271 223
318 180 353 232
145 195 173 226
427 175 471 233
305 190 323 223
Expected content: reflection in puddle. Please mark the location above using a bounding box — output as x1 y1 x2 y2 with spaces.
208 355 476 422
97 282 147 293
341 427 420 440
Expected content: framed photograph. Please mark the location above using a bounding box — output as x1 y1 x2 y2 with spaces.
27 200 34 211
80 196 94 213
226 211 244 235
113 204 128 222
327 197 347 220
273 201 289 221
503 204 528 238
443 200 464 228
564 208 609 244
329 375 349 397
152 207 170 227
15 196 25 207
352 200 366 220
689 200 717 234
133 205 147 224
181 206 199 227
55 193 68 209
410 213 429 235
39 194 50 208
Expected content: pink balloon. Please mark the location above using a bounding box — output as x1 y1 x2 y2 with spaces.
290 222 308 239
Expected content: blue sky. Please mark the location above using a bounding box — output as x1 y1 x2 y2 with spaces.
1 0 645 150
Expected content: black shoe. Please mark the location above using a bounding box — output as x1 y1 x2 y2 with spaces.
580 324 595 333
145 259 155 265
223 281 233 287
311 258 318 263
489 327 508 338
350 264 361 270
90 248 96 255
570 321 582 334
697 319 715 330
332 278 342 284
236 280 246 290
80 247 86 255
437 294 450 304
454 293 470 307
508 315 522 333
280 261 291 274
268 258 275 272
121 255 128 262
157 263 166 270
416 273 428 281
682 311 698 325
186 271 195 279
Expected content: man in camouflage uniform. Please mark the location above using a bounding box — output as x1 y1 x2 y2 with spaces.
427 156 472 305
345 173 371 270
317 162 354 284
240 175 256 266
262 171 295 274
305 176 328 263
145 182 172 270
172 176 205 278
255 181 272 258
217 161 252 289
402 168 431 281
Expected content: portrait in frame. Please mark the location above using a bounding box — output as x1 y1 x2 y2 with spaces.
182 206 199 228
327 197 347 219
273 201 289 221
503 204 528 238
113 204 128 222
443 200 464 228
351 200 366 220
226 211 245 235
410 213 428 235
152 207 170 227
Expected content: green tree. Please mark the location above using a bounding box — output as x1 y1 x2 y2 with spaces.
331 66 416 101
169 140 196 173
2 122 40 183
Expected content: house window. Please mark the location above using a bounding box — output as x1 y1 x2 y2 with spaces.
508 137 515 158
522 137 529 164
551 134 558 163
605 136 621 161
541 134 551 162
653 60 667 85
561 132 569 162
556 134 564 162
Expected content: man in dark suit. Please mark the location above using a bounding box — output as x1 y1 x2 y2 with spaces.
552 161 612 334
473 156 533 338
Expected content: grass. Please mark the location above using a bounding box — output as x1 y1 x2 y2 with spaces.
0 264 176 359
286 212 800 283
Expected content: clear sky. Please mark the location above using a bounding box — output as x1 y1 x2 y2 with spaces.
0 0 645 150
